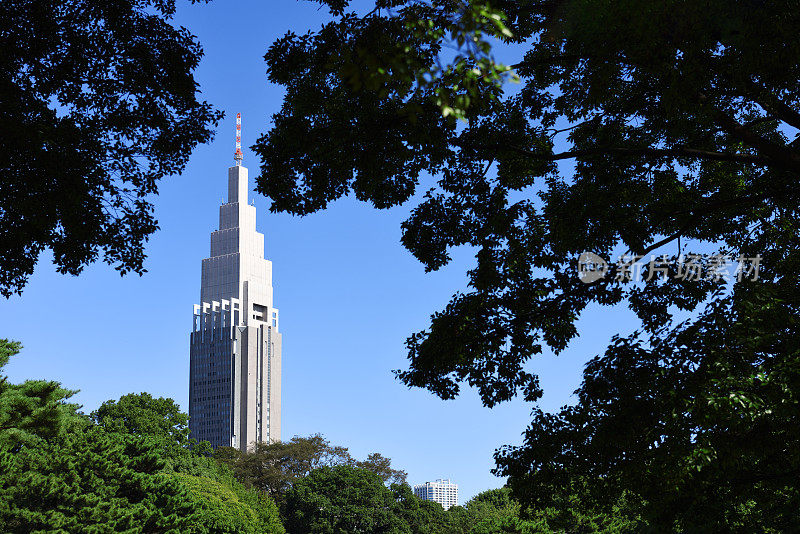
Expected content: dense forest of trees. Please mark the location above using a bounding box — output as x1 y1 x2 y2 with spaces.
0 341 283 533
1 339 643 533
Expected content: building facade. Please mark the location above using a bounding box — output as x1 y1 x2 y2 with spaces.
189 151 281 451
413 479 459 510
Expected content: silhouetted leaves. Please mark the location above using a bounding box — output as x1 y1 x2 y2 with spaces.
258 1 800 529
0 0 222 296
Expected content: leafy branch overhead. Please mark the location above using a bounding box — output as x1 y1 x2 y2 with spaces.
338 1 517 120
307 1 516 107
0 0 222 297
258 0 800 529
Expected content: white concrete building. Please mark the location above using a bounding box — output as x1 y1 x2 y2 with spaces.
189 138 281 451
414 479 459 510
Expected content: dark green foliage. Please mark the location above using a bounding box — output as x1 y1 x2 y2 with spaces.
451 488 643 534
358 452 407 484
498 290 800 532
172 471 284 534
0 0 222 297
216 433 407 500
0 345 284 533
392 483 458 534
257 7 453 217
92 392 191 446
0 339 18 368
461 488 526 533
283 465 401 533
0 339 78 449
0 420 197 533
285 468 637 534
257 1 800 529
1 420 284 533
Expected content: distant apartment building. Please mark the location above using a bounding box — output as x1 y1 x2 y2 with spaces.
414 479 459 510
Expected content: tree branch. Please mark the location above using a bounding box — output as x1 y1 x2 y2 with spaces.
748 85 800 131
457 141 768 166
635 221 696 258
630 191 768 257
699 93 800 174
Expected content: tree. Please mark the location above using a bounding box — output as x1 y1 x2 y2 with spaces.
444 487 642 534
462 488 523 533
1 419 194 532
356 452 408 485
496 294 800 532
283 465 406 534
172 472 285 534
216 434 407 499
0 339 78 448
0 419 284 533
0 347 284 533
464 487 643 534
255 0 800 529
0 0 222 297
91 392 191 446
392 483 458 534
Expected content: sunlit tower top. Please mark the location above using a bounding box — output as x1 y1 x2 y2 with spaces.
234 112 243 166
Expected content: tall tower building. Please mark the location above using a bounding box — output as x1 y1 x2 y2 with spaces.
189 114 281 451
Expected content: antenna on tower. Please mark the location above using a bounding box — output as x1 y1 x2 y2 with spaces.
234 113 243 166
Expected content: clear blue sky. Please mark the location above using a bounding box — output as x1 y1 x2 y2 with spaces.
0 0 640 501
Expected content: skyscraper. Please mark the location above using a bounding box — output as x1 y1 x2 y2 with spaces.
189 114 281 451
414 479 459 510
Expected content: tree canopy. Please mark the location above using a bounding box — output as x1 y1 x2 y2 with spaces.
1 339 648 532
256 0 800 529
283 465 401 533
215 433 407 500
0 343 284 533
0 339 78 449
91 391 191 446
0 0 221 297
283 465 462 534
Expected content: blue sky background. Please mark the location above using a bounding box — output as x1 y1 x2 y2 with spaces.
0 0 642 501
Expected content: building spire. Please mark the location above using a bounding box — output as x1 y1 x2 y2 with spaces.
234 112 243 166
